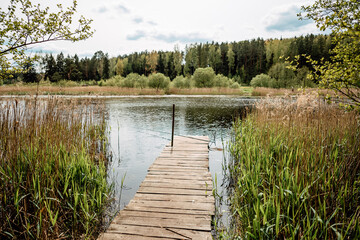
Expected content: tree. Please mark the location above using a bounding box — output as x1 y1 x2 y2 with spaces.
148 73 170 90
0 0 93 79
115 58 124 76
193 67 215 88
300 0 360 109
227 44 235 76
56 52 65 79
103 54 110 79
42 54 56 81
22 58 37 83
146 51 158 74
173 45 183 76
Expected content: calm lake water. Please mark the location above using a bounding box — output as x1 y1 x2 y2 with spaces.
0 95 256 225
103 96 256 218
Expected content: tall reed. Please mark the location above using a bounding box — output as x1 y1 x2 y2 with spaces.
0 97 112 239
226 93 360 239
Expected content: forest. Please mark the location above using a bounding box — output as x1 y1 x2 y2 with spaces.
5 34 332 89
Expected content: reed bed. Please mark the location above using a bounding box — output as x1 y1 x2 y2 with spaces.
0 85 250 96
0 97 112 239
226 93 360 239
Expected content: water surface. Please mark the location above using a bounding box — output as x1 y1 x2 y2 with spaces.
104 96 256 214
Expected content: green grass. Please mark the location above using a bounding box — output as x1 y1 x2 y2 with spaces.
0 97 113 239
224 94 360 239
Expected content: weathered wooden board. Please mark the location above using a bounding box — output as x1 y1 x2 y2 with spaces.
99 136 214 240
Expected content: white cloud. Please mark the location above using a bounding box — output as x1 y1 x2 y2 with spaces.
5 0 321 57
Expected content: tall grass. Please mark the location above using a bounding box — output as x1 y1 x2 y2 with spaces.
0 97 113 239
226 93 360 239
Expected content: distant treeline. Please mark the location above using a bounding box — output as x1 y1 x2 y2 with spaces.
11 34 332 85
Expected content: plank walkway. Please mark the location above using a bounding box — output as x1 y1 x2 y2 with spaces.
99 136 214 240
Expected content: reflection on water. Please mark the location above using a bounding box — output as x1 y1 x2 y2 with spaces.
105 96 256 215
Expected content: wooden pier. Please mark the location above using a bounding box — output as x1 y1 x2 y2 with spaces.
99 136 214 240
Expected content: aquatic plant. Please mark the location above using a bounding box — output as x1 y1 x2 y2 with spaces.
226 93 360 239
0 97 113 239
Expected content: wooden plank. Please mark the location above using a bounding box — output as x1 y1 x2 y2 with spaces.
133 193 214 203
100 136 214 240
127 200 214 213
148 166 208 172
166 228 213 240
98 233 166 240
140 181 212 191
112 216 211 231
152 160 209 166
142 178 213 187
137 186 212 196
106 225 187 239
124 204 212 215
118 209 212 221
146 173 212 181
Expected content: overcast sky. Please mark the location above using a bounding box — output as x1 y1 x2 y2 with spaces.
4 0 323 57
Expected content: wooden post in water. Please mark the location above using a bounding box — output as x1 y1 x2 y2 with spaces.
171 104 175 147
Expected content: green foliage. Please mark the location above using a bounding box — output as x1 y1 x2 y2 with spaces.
122 73 139 88
213 74 230 88
148 73 170 90
193 67 215 88
135 75 148 89
0 79 3 86
0 0 93 79
250 73 275 88
171 75 192 89
101 75 122 87
226 96 360 239
300 0 360 108
268 63 297 88
229 82 240 89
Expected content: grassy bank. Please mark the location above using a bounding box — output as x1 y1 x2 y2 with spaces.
224 94 360 239
0 97 113 239
0 84 251 96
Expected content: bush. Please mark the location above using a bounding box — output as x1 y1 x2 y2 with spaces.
148 73 170 90
103 75 123 86
0 79 3 86
134 75 148 89
193 67 215 88
122 73 140 88
172 76 192 89
213 74 230 87
268 63 297 88
296 66 316 88
230 82 240 89
57 80 79 87
250 74 274 87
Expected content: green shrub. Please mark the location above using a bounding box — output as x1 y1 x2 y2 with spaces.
172 76 192 89
296 66 316 88
229 82 240 89
250 73 274 87
103 75 123 86
0 79 3 86
134 75 148 89
122 73 139 88
148 73 170 90
213 74 230 87
57 80 79 87
193 67 215 88
268 62 297 88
